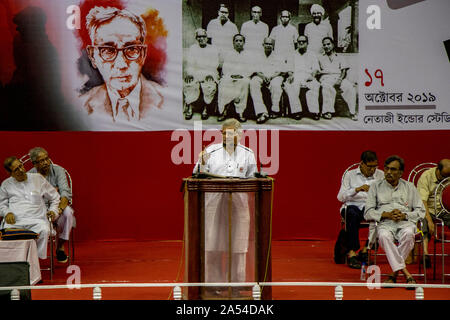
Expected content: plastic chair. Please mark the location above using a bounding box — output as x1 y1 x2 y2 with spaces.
433 176 450 283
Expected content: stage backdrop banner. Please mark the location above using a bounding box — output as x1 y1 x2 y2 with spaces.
0 0 448 131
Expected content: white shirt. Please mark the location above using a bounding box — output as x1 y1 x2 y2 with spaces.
107 79 141 122
304 20 333 54
287 50 320 82
253 51 287 77
221 49 252 78
337 167 384 210
206 18 239 53
269 24 299 58
318 52 349 75
0 173 60 224
240 20 269 54
185 43 220 81
194 143 257 178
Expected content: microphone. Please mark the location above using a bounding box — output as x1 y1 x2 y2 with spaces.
254 162 267 178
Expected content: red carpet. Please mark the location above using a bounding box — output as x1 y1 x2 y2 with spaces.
32 240 450 300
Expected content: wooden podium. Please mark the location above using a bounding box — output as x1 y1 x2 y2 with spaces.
183 177 273 300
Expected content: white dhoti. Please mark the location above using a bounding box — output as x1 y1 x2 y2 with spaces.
204 192 250 282
249 76 283 115
320 75 356 114
183 79 217 105
218 77 250 115
56 206 74 241
284 78 320 114
4 219 50 259
377 221 416 272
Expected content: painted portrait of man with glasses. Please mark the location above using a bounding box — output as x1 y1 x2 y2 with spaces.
81 6 163 124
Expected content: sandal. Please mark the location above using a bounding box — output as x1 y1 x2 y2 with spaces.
347 256 361 269
405 277 417 290
383 275 397 288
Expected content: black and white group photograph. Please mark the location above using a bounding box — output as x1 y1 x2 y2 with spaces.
182 0 359 127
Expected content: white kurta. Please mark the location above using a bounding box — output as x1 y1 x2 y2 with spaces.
206 18 239 54
249 51 286 114
218 50 252 114
304 20 333 54
184 43 220 105
365 179 425 272
240 20 269 54
269 24 298 62
0 173 60 259
284 50 321 113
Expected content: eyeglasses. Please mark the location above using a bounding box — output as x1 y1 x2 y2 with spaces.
298 40 307 43
89 44 146 62
12 163 24 173
362 162 378 169
34 157 50 166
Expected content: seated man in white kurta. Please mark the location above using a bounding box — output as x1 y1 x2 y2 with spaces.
249 37 289 123
0 156 60 260
318 37 357 121
183 28 220 120
284 35 321 120
364 155 425 287
193 119 257 297
217 34 252 123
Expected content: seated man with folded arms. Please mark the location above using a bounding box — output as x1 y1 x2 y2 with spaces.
28 147 74 263
364 155 425 288
0 156 60 260
337 150 384 268
416 159 450 267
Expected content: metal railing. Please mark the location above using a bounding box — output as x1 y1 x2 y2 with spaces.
2 281 450 300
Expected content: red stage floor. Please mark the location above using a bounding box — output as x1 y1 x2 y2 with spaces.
32 240 450 300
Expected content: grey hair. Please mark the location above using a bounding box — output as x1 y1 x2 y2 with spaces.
29 147 48 163
86 6 147 44
222 118 242 133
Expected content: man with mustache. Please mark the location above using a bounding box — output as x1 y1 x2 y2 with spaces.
206 4 238 55
28 147 73 263
365 155 425 288
304 4 333 54
0 156 60 260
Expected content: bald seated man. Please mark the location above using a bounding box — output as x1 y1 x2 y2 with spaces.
416 159 450 267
